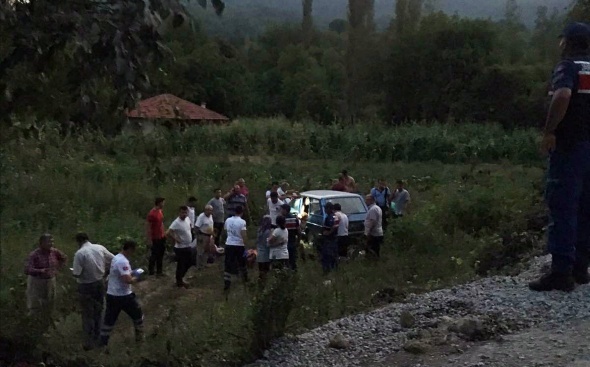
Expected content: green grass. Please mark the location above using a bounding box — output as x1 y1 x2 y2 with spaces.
0 119 546 366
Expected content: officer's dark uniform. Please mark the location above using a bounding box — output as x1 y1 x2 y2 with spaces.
284 212 300 271
531 22 590 291
321 209 339 274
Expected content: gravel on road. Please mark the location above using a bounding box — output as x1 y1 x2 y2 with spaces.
245 256 590 367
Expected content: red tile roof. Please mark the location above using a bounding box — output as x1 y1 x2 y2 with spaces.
126 94 229 121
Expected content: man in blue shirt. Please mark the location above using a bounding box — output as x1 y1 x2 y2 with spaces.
529 22 590 292
370 179 391 232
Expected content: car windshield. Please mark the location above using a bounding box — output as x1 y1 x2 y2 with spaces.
326 197 366 215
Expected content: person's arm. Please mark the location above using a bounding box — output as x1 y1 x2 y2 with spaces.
166 223 181 244
145 218 152 243
541 88 572 154
241 229 249 247
365 211 375 236
405 193 411 214
195 215 202 232
541 61 575 155
118 260 137 284
102 246 115 272
267 232 278 247
56 249 68 270
72 252 83 278
24 253 48 276
120 274 138 284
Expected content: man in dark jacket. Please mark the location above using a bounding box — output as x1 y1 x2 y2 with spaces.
529 22 590 292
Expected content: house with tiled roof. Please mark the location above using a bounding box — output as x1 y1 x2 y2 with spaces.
125 94 229 133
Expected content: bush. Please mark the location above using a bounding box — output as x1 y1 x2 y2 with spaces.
249 269 298 354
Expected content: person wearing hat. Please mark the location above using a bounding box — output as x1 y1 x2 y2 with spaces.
320 202 340 274
530 22 590 292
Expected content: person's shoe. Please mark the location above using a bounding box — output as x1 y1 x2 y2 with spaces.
528 272 575 292
573 268 590 285
573 256 590 285
176 281 190 289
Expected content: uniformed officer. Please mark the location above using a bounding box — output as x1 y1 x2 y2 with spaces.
529 22 590 292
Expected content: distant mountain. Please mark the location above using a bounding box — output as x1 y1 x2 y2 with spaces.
193 0 573 39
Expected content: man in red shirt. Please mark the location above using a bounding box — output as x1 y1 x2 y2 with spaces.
25 233 67 316
146 197 166 276
331 176 347 192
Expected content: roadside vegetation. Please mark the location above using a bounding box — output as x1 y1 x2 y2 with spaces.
0 120 546 366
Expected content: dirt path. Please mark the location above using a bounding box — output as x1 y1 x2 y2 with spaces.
44 255 231 363
368 318 590 367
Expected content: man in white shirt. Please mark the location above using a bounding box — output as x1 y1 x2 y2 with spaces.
333 203 350 258
72 233 114 350
223 205 248 293
195 205 214 270
267 191 284 227
186 196 198 226
99 241 143 347
364 195 384 258
391 180 411 217
167 206 193 288
265 181 287 200
187 197 198 249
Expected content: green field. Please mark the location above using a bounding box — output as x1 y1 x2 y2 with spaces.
0 119 547 366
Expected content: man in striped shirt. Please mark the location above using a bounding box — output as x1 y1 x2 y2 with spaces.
224 185 248 219
24 234 67 316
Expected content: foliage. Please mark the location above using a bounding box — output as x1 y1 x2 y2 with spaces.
0 0 228 132
248 269 297 354
1 0 576 129
0 120 546 365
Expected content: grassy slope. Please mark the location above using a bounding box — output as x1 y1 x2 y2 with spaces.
0 120 545 365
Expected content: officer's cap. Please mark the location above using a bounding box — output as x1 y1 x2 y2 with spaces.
560 22 590 39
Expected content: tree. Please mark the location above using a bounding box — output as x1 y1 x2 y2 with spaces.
531 6 561 63
568 0 590 20
346 0 377 122
0 0 226 130
302 0 314 46
393 0 422 36
423 0 439 15
329 18 348 34
504 0 522 27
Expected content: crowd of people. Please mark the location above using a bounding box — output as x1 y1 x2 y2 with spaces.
23 174 412 350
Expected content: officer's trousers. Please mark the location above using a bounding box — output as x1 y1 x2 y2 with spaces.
320 238 338 274
546 142 590 273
